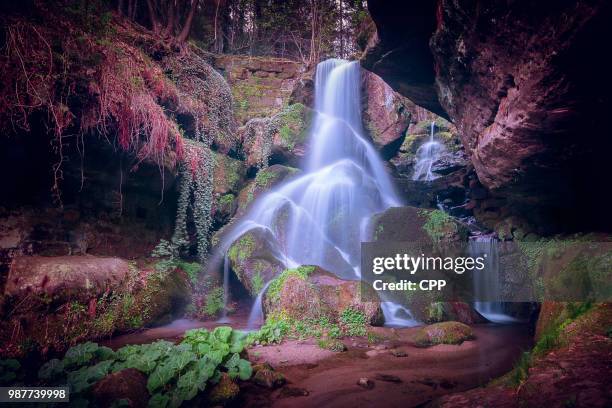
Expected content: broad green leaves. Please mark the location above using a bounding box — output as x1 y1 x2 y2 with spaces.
36 327 252 407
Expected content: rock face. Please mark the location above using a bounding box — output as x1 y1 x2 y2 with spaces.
91 368 149 408
4 256 129 302
263 266 384 326
364 0 612 232
361 70 412 159
239 104 313 169
236 164 300 215
214 55 307 124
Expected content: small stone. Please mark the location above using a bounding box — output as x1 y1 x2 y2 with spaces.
209 373 240 404
374 344 388 350
357 378 375 389
365 350 378 358
253 369 286 389
391 349 408 357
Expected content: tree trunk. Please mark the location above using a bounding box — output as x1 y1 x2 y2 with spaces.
163 0 176 37
118 0 125 15
146 0 161 33
177 0 200 43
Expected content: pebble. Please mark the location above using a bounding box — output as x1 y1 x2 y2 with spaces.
357 378 375 389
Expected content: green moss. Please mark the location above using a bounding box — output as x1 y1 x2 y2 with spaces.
267 266 315 303
251 272 264 295
419 209 461 244
413 321 474 347
254 168 278 188
203 287 224 317
228 234 256 264
218 193 235 207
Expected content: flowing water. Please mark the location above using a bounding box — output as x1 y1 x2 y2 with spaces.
470 236 518 323
412 121 446 181
215 59 417 327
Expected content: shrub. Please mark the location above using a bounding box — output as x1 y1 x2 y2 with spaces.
339 307 367 337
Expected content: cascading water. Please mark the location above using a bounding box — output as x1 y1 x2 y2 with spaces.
412 121 446 181
469 236 518 323
246 280 272 329
215 59 416 327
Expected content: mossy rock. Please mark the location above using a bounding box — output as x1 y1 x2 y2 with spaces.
263 265 384 326
252 368 286 389
412 321 474 347
213 152 246 195
369 206 468 245
227 228 284 296
236 164 300 214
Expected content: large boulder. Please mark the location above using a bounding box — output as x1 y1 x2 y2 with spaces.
263 265 384 326
227 228 285 296
361 71 412 159
4 256 129 303
412 321 474 347
91 368 149 408
369 206 468 245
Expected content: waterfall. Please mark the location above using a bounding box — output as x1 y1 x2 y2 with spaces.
216 59 411 326
412 121 446 181
246 280 273 329
469 236 517 323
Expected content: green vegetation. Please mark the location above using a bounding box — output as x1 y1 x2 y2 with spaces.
267 266 315 303
38 327 251 407
317 339 346 352
419 209 463 244
509 302 594 386
228 234 256 264
203 287 225 317
339 307 367 337
254 168 278 188
277 103 311 151
413 321 474 347
251 272 264 295
218 193 235 208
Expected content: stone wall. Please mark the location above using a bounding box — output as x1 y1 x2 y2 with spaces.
214 55 307 124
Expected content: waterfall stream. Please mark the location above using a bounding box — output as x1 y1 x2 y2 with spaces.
469 236 518 323
214 59 416 327
412 121 446 181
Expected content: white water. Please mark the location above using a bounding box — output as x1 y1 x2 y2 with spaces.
412 121 446 181
215 59 414 326
469 236 518 324
246 280 273 329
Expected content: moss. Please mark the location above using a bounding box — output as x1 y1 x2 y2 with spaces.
419 209 464 244
218 193 235 207
412 321 474 347
251 271 264 295
276 103 310 151
267 266 315 303
203 287 224 317
339 307 367 337
228 234 256 264
208 373 240 404
254 168 278 188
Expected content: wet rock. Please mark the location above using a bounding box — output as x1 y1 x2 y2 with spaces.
212 152 246 195
263 265 384 326
357 377 375 389
252 368 286 389
208 373 240 405
412 321 474 348
374 373 402 383
236 165 300 214
227 228 285 296
91 368 149 408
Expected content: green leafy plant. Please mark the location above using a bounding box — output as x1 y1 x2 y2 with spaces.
203 287 225 317
38 327 252 407
339 307 367 337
